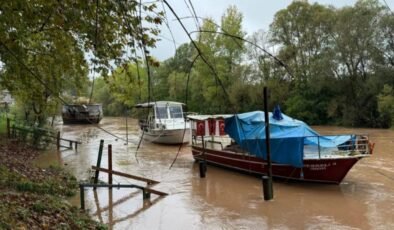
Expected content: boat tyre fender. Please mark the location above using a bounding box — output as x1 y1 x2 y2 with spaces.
219 121 225 135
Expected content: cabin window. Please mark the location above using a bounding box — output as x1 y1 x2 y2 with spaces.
169 106 183 118
156 106 168 119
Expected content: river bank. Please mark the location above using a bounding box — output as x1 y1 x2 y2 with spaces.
0 137 106 229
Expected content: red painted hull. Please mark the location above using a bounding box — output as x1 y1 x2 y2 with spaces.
192 146 364 184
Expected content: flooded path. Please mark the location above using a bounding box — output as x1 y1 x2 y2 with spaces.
39 117 394 229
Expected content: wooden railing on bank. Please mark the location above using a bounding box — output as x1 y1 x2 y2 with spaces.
6 117 81 150
79 140 168 211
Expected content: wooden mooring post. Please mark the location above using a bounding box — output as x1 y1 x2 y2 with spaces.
199 160 207 178
108 144 113 187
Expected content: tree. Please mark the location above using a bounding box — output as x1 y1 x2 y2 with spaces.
0 0 162 125
190 6 246 113
332 0 385 126
377 84 394 128
153 43 195 101
269 1 337 123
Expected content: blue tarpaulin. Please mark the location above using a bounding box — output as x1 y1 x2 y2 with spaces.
224 111 352 168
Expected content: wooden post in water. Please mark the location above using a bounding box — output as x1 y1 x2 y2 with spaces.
199 136 207 178
108 144 113 187
93 140 105 188
125 109 128 145
263 87 274 201
199 161 206 178
143 188 151 200
56 131 60 150
79 184 85 210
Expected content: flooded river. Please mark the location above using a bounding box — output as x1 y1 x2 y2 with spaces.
37 117 394 229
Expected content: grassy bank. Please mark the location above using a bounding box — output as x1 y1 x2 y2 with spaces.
0 139 106 229
0 114 6 135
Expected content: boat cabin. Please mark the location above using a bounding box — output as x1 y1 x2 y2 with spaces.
135 101 188 132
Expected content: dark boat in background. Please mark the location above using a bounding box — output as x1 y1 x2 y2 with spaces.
62 104 103 124
188 110 374 184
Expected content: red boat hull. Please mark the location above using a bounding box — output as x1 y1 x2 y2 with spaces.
192 146 363 184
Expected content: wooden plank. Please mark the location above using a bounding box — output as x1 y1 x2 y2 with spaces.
92 166 160 185
60 137 82 144
143 187 168 196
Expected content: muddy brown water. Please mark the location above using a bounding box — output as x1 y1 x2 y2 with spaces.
35 117 394 229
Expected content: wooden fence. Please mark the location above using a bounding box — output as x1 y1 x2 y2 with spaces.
7 118 81 150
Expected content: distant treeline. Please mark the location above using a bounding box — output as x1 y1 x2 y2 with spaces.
93 0 394 128
2 1 390 128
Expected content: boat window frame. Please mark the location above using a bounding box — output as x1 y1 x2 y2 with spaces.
168 105 183 119
155 106 169 119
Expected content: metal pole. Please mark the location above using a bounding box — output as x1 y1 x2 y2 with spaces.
263 87 273 200
108 144 113 187
125 109 128 145
94 139 105 187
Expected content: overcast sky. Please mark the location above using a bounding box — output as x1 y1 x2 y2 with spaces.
151 0 394 60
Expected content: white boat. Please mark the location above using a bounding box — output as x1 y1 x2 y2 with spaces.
135 101 190 144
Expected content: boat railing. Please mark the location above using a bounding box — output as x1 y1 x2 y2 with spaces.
192 135 231 150
192 133 372 159
204 140 224 150
304 134 372 159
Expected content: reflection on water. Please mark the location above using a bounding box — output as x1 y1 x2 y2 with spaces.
39 118 394 229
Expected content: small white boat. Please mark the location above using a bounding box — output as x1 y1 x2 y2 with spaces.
135 101 190 144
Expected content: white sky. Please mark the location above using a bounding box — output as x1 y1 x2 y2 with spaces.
151 0 394 60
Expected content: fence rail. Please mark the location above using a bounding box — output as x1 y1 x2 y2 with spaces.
7 118 81 150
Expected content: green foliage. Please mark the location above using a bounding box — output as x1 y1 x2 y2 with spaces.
378 85 394 128
0 113 6 135
0 165 78 197
0 0 162 125
4 1 389 128
186 6 246 114
92 62 149 115
142 1 393 128
0 192 106 229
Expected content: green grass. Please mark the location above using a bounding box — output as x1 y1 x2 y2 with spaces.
0 114 6 135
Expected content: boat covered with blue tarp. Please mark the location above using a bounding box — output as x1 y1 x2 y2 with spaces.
224 111 353 168
189 110 373 183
